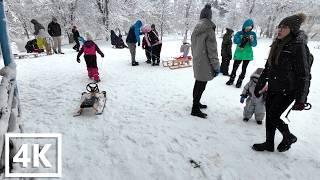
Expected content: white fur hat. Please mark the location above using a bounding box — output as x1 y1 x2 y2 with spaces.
85 32 93 41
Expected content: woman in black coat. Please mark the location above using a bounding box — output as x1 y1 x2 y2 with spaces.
252 13 311 152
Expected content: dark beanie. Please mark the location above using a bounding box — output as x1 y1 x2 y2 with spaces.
226 28 234 33
200 4 212 20
278 13 306 34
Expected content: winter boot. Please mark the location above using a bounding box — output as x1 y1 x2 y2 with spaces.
132 61 139 66
235 78 243 88
191 105 207 119
277 124 297 152
146 60 151 64
155 60 160 66
243 118 249 122
199 103 207 109
226 76 235 85
252 130 275 152
256 121 263 125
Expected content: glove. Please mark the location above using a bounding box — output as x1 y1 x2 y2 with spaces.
239 36 249 48
77 58 80 63
254 87 261 98
240 94 247 103
213 64 220 77
249 35 254 42
101 53 104 58
138 42 140 46
292 102 305 111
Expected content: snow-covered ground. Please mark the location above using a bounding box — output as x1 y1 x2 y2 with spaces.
2 35 320 180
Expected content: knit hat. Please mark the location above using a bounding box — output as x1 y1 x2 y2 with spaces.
52 17 57 22
141 24 151 33
200 4 212 20
226 28 234 33
278 13 307 34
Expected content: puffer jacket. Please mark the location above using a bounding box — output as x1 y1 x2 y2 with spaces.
256 31 311 103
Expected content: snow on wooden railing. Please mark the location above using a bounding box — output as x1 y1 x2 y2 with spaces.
0 62 21 174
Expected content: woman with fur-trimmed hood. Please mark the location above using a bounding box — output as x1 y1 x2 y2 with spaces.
252 13 311 152
190 4 220 119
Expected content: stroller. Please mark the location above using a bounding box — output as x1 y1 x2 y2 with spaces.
110 30 127 49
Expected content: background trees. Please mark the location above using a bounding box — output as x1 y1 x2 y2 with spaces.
4 0 320 41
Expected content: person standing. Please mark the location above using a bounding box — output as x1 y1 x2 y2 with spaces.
72 26 80 52
48 17 63 54
145 24 162 66
126 20 143 66
220 28 234 76
190 4 220 118
226 19 257 88
252 13 311 152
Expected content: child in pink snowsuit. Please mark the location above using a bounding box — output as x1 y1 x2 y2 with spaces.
77 33 104 82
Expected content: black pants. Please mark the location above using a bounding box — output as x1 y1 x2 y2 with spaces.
73 39 80 51
230 60 250 80
265 91 294 137
145 46 151 61
151 44 162 63
220 56 231 74
84 55 97 68
193 80 208 106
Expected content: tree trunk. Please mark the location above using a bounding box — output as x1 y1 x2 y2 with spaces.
22 21 29 39
183 0 192 40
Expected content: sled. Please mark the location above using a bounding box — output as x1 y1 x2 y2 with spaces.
13 52 44 59
74 83 107 117
162 55 192 69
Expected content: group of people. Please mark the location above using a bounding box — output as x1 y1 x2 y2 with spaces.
30 17 64 55
30 5 312 153
191 4 311 153
125 21 163 66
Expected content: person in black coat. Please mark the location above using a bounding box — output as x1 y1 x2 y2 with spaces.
48 17 63 54
146 24 162 66
220 28 234 76
72 26 80 52
252 13 311 152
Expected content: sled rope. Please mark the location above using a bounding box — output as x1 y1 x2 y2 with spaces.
285 102 312 122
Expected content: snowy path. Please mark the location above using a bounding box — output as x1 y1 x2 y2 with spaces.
13 37 320 180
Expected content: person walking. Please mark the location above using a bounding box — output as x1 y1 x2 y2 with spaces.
252 13 311 152
72 26 80 52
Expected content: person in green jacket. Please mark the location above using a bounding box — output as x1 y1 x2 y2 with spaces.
226 19 257 88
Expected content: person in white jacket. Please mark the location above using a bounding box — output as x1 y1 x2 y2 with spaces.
240 68 267 124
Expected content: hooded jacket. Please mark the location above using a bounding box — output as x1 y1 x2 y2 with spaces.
31 19 45 36
126 20 142 44
233 19 257 60
191 18 219 81
256 31 311 103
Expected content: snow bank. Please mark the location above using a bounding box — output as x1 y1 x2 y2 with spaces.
0 62 21 173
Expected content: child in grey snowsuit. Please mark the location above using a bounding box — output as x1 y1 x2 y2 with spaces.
180 39 191 64
240 68 267 124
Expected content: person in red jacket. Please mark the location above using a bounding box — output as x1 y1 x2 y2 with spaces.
77 33 104 82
